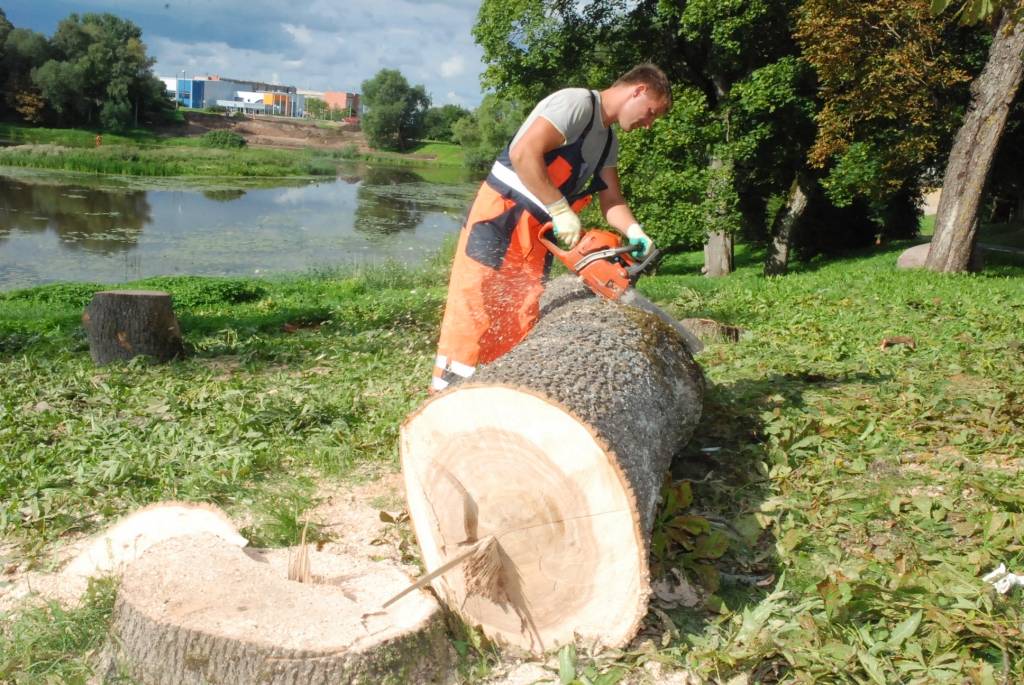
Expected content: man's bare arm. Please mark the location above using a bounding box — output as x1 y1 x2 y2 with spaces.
598 167 640 233
508 117 567 206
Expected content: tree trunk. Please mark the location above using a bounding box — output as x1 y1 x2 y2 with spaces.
704 231 734 276
764 173 811 276
400 277 704 654
82 290 184 365
703 156 735 277
99 535 449 685
926 10 1024 272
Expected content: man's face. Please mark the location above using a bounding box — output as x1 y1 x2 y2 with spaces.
620 85 668 132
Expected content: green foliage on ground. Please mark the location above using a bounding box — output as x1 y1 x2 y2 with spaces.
0 578 117 683
0 142 342 177
199 130 247 149
1 242 1022 682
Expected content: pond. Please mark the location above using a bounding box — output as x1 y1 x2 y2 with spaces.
0 165 480 290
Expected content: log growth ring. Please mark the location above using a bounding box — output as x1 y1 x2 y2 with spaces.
401 385 648 652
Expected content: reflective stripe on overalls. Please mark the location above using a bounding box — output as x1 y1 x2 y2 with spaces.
432 91 614 392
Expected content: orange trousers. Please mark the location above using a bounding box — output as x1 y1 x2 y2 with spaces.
432 182 595 392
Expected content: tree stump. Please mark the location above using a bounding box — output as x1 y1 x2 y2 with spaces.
401 277 704 653
98 535 449 685
82 290 184 365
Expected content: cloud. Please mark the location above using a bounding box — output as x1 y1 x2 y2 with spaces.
440 55 465 79
5 0 486 106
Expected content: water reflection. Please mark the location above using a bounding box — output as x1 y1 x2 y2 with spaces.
0 179 150 254
355 167 427 237
202 189 247 202
0 164 478 289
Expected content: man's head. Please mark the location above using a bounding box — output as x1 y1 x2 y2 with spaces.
611 63 672 132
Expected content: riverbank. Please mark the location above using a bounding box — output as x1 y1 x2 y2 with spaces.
0 119 466 177
2 243 1023 682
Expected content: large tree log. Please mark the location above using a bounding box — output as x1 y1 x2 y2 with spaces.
82 290 184 365
98 535 448 685
401 278 704 653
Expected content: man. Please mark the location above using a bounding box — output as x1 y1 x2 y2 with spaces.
431 64 672 392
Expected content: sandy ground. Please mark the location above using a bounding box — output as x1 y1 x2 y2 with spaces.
165 111 370 151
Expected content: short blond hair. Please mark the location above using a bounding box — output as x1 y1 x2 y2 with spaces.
613 63 672 111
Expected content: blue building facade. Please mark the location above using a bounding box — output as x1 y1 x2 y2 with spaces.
176 79 205 109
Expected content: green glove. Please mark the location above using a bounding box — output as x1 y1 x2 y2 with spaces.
626 223 653 257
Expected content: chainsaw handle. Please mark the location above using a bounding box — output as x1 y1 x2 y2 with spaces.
538 222 568 258
626 247 663 280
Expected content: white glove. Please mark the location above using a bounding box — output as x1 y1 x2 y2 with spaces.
546 197 581 249
626 223 654 258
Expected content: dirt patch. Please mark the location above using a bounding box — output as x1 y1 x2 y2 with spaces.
158 111 371 152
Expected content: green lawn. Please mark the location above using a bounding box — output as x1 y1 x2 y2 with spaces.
0 123 467 177
1 241 1022 682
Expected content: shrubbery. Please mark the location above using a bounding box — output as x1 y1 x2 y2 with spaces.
200 130 247 149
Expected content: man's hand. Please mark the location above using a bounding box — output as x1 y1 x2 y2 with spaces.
626 223 654 258
546 197 582 249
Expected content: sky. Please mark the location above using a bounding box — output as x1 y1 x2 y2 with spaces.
2 0 487 107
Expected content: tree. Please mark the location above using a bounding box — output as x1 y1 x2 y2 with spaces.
926 1 1024 272
30 13 170 130
360 69 430 151
451 94 525 170
475 0 820 274
2 28 50 120
794 0 982 247
423 104 471 142
305 97 329 119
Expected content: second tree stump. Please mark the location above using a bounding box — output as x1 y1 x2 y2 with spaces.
82 290 184 365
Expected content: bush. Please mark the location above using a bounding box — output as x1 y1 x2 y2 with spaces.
131 276 268 307
200 130 247 149
204 105 227 114
337 143 360 160
1 282 106 308
231 110 247 120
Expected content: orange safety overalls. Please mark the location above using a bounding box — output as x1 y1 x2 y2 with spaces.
431 91 613 392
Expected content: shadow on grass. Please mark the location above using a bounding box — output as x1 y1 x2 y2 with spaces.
660 369 887 672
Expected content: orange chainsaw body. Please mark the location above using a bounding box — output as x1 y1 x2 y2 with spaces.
539 229 644 300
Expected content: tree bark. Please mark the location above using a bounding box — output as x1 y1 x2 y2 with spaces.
926 10 1024 272
704 231 734 277
764 173 811 276
82 290 184 365
99 535 449 685
400 277 704 654
703 156 735 277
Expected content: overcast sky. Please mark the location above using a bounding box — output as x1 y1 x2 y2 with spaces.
3 0 487 107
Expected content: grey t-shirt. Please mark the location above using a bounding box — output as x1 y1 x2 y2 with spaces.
509 88 619 195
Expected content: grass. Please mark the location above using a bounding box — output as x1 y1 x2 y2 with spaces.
0 143 346 177
0 122 469 177
1 239 1023 682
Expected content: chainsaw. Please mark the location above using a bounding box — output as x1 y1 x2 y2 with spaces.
539 228 704 355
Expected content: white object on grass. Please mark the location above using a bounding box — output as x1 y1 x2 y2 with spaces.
982 564 1024 594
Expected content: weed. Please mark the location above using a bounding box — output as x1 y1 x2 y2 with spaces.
0 577 117 684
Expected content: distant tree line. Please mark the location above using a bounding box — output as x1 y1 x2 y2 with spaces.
0 9 172 131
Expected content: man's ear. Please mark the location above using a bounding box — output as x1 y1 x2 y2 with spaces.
633 84 647 98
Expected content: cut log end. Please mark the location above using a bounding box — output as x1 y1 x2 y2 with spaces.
402 385 648 654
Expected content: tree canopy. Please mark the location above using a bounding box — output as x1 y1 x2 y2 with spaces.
360 69 431 151
0 11 170 130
